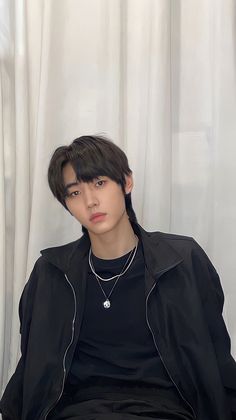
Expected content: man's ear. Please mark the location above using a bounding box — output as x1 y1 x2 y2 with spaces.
124 173 134 194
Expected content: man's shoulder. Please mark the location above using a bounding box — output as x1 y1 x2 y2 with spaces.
143 227 206 261
39 233 90 272
41 236 83 255
149 229 195 243
144 228 196 249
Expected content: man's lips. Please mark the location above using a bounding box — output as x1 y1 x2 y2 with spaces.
89 213 106 222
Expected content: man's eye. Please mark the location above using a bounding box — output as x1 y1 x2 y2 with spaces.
95 180 105 187
69 191 80 197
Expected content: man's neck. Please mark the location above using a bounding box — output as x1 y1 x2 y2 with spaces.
89 218 137 260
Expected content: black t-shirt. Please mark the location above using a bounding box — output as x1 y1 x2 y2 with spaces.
68 241 174 386
60 242 193 418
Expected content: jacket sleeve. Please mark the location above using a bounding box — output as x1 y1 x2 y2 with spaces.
192 242 236 419
0 260 40 420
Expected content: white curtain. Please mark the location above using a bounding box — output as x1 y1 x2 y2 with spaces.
1 0 236 396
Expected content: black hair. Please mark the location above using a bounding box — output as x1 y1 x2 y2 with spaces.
48 135 138 233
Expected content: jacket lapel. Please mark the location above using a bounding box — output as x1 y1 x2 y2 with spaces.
41 233 90 336
132 223 183 293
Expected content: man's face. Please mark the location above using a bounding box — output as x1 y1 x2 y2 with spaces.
63 163 133 236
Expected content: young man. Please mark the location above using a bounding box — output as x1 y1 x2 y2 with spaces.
1 135 236 420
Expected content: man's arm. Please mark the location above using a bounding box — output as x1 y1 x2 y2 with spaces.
0 262 39 420
192 242 236 418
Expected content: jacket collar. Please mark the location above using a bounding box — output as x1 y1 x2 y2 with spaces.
40 222 183 282
40 233 90 273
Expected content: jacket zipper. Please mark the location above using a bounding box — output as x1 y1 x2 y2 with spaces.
145 271 196 419
41 266 196 418
43 274 77 420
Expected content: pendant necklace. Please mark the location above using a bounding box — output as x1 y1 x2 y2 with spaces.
89 236 138 309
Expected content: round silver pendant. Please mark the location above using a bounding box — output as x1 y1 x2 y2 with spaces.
103 299 111 309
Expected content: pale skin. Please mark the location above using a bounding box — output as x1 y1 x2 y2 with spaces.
63 162 137 259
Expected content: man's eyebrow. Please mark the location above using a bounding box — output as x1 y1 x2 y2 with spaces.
64 181 79 192
64 176 103 193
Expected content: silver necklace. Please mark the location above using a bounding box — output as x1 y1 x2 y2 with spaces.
90 237 138 309
88 235 138 282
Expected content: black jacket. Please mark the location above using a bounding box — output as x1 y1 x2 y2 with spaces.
1 223 236 420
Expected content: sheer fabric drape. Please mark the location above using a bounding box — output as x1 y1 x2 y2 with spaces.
1 0 236 395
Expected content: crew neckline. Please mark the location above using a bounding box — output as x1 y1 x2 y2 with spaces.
90 241 141 270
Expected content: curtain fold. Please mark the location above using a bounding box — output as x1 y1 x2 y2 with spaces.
0 0 236 394
0 56 6 394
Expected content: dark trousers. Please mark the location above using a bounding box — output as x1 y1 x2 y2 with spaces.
48 386 194 420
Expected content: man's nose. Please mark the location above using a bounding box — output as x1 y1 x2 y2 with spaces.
84 186 98 208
